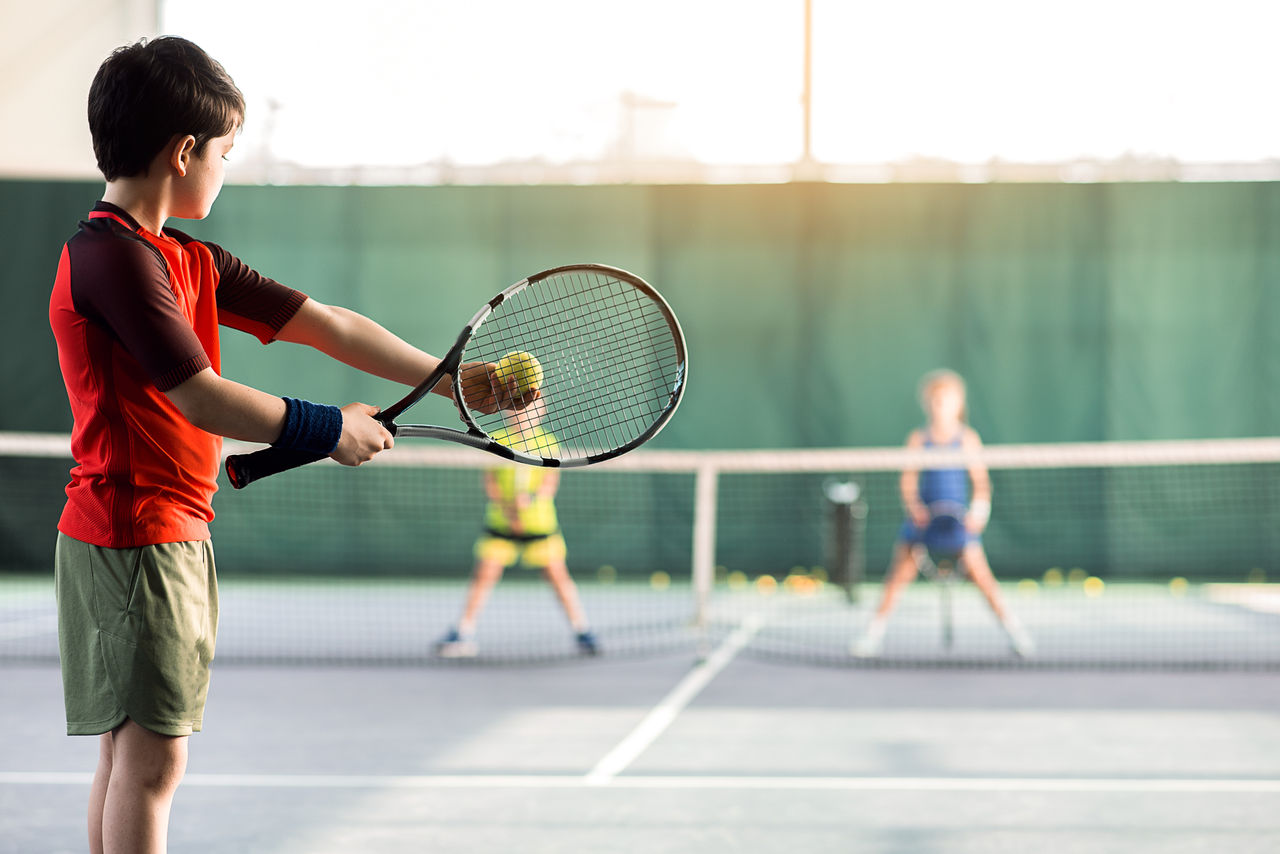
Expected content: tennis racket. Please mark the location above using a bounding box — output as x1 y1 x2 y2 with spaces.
920 500 969 650
225 264 687 488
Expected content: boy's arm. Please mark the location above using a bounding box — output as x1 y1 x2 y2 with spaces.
963 427 992 531
165 367 392 466
535 469 560 499
483 470 498 499
275 298 443 390
899 429 928 526
482 470 524 532
274 298 526 414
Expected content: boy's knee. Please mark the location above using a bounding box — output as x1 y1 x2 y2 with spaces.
115 752 186 798
887 556 919 583
475 561 505 582
137 754 186 796
113 722 188 795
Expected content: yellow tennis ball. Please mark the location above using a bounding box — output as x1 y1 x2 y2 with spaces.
495 351 543 396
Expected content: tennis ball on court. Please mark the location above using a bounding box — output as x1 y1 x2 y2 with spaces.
495 351 543 397
650 571 671 591
1082 576 1105 598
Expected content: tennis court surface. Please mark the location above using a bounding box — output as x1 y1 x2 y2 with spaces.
3 434 1279 851
4 656 1279 853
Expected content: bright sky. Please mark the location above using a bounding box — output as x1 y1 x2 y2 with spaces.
163 0 1280 171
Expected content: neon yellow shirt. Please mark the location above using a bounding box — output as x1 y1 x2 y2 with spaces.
485 427 560 536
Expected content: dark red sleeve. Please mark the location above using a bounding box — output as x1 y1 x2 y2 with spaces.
203 241 308 344
67 231 211 392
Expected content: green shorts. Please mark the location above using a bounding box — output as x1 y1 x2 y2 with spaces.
55 533 218 737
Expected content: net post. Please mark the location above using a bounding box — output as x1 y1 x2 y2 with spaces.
824 479 867 603
692 462 719 628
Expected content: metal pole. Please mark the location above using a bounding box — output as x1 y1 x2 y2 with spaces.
691 464 719 628
802 0 813 164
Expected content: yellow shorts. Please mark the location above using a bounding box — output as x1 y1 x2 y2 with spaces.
474 532 567 568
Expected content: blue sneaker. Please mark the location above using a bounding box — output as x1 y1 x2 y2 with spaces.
435 628 477 659
576 630 600 656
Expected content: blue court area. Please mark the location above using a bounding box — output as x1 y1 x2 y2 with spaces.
4 646 1280 853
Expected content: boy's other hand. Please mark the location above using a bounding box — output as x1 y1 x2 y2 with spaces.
458 361 539 415
331 403 394 466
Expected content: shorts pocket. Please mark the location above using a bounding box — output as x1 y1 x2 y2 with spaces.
90 545 145 646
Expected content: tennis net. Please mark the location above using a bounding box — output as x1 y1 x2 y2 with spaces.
1 432 1277 668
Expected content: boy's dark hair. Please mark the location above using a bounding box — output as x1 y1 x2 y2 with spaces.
88 36 245 181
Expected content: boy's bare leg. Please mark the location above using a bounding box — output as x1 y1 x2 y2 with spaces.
457 559 506 634
963 544 1035 656
89 732 113 854
962 544 1009 619
542 560 588 631
874 543 921 620
99 718 187 854
852 543 919 656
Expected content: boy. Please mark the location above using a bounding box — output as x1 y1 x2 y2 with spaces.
49 36 523 854
851 369 1033 658
436 399 598 658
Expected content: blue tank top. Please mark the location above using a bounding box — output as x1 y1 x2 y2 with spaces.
918 432 969 507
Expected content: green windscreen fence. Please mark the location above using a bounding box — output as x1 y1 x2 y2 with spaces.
3 437 1278 667
6 180 1280 445
3 180 1279 667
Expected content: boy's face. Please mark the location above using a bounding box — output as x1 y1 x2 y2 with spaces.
925 382 965 424
174 129 237 220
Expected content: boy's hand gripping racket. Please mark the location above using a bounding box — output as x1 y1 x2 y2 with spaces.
226 264 687 488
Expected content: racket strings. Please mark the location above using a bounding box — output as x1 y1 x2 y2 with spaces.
476 317 678 445
462 271 683 460
479 284 669 355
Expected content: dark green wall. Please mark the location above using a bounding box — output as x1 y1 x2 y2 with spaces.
6 180 1278 581
8 179 1279 444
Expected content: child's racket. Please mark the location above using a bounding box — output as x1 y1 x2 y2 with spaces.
225 264 687 488
920 500 969 650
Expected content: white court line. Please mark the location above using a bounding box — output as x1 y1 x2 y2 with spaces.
4 772 1279 793
1205 585 1280 615
584 616 762 786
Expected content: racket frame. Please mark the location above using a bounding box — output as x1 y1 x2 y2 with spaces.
386 264 687 467
920 500 969 651
225 263 686 488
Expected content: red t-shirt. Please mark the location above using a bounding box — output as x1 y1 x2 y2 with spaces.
49 202 307 547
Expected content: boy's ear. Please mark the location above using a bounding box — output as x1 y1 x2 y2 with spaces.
168 135 198 177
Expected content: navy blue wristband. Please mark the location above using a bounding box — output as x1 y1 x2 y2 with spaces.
275 397 343 456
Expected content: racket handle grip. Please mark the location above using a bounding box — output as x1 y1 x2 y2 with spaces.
225 446 327 489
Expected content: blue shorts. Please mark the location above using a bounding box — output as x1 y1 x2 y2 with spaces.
897 519 980 548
